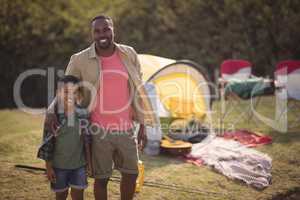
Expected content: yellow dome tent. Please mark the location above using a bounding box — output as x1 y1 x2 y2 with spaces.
138 54 212 122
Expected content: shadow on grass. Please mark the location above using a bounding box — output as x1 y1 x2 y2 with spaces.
269 187 300 200
267 131 300 144
140 153 186 172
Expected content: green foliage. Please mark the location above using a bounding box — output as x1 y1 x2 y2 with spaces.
1 0 300 107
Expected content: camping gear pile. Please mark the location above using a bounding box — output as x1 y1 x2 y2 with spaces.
138 54 274 189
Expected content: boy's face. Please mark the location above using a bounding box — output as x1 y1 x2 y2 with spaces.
57 83 78 111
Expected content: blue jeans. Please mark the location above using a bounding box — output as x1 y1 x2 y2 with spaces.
51 166 88 192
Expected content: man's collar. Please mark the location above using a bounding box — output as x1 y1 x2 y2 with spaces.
88 42 125 59
88 43 97 58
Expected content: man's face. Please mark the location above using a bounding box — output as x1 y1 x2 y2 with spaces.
91 18 114 50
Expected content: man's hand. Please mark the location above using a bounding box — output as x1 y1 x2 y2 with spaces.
45 162 56 183
137 124 147 151
86 163 93 177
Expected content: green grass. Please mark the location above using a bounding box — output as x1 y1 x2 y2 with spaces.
0 96 300 199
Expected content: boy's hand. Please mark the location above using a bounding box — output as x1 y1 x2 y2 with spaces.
46 163 56 183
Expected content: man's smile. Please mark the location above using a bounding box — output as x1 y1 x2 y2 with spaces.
99 38 109 44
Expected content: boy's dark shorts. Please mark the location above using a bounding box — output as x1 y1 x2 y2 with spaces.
91 129 139 179
51 166 88 192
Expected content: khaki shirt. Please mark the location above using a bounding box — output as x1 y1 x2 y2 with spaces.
65 43 158 127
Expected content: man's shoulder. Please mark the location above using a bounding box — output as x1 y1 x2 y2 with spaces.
73 46 92 58
117 43 137 55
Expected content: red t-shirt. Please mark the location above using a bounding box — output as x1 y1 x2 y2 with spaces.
90 51 133 131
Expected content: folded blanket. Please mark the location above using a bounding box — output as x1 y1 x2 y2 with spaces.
185 135 272 189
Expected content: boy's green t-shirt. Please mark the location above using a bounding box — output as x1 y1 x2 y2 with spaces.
52 112 86 169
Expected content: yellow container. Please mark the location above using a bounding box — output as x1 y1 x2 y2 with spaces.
135 160 144 193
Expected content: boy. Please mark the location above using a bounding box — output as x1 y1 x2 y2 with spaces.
37 75 92 200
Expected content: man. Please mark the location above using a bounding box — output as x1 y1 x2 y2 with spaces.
46 15 158 200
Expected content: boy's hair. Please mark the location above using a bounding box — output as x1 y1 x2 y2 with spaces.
57 75 80 85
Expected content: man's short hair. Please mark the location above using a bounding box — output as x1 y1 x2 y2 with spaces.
91 15 113 26
57 75 80 85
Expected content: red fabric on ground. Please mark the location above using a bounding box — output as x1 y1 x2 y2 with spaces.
222 130 272 147
182 155 204 167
